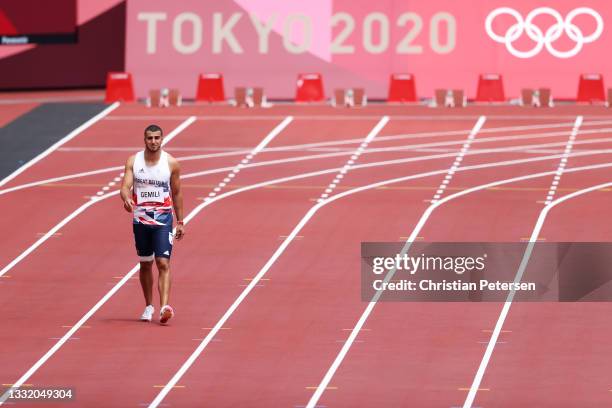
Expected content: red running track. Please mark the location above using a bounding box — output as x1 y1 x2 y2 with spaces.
1 105 612 407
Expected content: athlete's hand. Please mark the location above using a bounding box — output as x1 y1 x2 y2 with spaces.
123 198 134 212
175 224 185 240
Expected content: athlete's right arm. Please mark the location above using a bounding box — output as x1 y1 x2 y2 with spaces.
120 155 135 212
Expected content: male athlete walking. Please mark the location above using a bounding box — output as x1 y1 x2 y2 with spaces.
120 124 185 324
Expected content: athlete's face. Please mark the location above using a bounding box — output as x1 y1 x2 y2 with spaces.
144 130 163 152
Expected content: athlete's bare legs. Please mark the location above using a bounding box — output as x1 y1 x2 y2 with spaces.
155 257 171 306
139 261 154 306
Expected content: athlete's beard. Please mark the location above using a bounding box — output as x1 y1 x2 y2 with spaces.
145 144 160 153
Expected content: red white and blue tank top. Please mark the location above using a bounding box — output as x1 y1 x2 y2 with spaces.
132 150 173 226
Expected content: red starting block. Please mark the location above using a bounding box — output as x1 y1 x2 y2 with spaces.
388 73 417 102
196 73 225 102
577 74 605 103
105 72 134 103
476 74 505 102
296 73 324 102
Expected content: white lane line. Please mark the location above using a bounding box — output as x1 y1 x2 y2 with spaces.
461 116 585 408
432 116 485 201
0 118 195 279
252 117 294 154
3 121 608 197
205 116 293 200
318 117 389 201
2 147 611 407
0 167 124 196
0 102 120 188
462 181 612 408
544 116 582 204
2 132 611 281
403 146 607 155
92 116 196 197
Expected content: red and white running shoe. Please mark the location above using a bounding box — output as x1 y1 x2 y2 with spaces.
159 305 174 324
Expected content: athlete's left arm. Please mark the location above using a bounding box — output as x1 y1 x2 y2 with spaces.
169 155 185 240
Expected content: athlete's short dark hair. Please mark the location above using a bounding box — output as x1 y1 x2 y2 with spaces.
144 124 163 136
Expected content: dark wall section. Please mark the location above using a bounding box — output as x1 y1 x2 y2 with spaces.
0 1 125 90
0 103 107 179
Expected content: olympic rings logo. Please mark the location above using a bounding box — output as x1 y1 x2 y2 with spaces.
485 7 604 58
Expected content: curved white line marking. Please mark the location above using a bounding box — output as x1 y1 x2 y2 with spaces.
462 180 612 408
